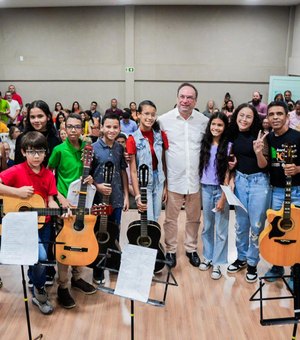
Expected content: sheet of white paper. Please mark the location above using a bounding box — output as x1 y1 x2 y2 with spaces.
67 179 96 209
114 244 157 303
212 207 217 213
0 212 38 265
220 185 248 213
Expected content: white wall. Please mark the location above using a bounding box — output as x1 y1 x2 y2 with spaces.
0 5 294 113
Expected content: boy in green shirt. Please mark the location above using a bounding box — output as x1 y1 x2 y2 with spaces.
48 113 97 309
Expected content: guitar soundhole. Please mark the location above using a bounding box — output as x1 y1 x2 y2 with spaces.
74 221 84 231
279 218 294 232
137 236 152 248
96 231 110 244
19 206 30 212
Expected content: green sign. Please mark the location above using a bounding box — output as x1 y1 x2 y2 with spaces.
126 67 135 73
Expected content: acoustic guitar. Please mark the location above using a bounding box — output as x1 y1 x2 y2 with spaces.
89 161 121 270
126 164 165 274
0 193 109 235
259 143 300 266
56 142 99 266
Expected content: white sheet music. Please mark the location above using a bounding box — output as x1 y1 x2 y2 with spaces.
114 244 157 303
67 179 96 209
220 185 248 213
0 212 38 265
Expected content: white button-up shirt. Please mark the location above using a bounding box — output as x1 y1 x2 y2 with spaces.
158 108 208 194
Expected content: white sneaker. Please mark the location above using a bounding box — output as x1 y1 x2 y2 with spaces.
211 265 222 280
199 258 212 271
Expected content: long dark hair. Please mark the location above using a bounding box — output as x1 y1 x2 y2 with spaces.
228 103 262 140
200 112 229 184
25 100 56 135
138 100 160 132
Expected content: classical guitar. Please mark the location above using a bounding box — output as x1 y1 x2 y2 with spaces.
0 193 109 235
126 164 165 274
259 143 300 266
56 142 99 267
89 161 121 270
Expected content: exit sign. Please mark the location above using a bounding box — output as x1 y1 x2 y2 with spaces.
125 67 135 72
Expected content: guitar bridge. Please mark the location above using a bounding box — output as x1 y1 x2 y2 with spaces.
64 246 88 252
274 239 296 245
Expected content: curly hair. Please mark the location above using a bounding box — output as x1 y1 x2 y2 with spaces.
200 112 229 184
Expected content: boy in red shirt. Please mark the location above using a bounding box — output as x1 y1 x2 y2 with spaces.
0 131 59 314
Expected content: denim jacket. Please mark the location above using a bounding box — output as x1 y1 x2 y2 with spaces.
132 128 165 186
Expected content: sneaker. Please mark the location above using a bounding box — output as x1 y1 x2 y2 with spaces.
71 278 97 295
28 280 33 289
32 286 54 315
93 269 106 285
57 287 76 309
45 275 54 287
211 265 222 280
264 265 284 282
246 265 258 283
227 259 247 273
199 258 212 271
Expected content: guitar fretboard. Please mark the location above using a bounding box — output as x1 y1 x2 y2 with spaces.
140 186 148 238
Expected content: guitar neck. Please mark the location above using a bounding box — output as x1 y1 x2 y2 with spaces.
98 194 110 232
283 175 292 220
140 186 148 237
25 207 91 216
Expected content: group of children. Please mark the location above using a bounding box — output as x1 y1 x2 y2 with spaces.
0 96 299 316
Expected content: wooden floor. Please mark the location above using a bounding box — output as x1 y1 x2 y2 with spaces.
0 210 297 340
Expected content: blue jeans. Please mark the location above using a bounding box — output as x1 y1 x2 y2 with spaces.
147 170 164 222
234 171 271 267
201 184 229 265
28 222 52 289
271 186 300 210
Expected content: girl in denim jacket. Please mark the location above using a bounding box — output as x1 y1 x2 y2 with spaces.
126 100 168 222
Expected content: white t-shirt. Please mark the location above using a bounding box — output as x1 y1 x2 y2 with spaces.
8 99 20 124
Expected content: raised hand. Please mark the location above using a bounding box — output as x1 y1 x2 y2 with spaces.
253 130 268 155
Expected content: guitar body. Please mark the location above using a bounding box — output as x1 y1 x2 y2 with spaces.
89 220 121 270
259 204 300 266
56 214 99 266
0 194 46 233
127 219 166 274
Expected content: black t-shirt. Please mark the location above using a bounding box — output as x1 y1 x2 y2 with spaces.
233 131 266 174
267 128 300 187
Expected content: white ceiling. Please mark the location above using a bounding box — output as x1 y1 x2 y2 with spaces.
0 0 299 8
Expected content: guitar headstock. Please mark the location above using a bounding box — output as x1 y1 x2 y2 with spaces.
282 143 297 165
104 161 114 185
82 143 94 168
91 204 113 216
138 164 149 188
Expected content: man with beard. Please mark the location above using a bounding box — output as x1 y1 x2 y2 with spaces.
284 90 295 111
250 91 268 120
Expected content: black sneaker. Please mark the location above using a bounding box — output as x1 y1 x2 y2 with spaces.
246 265 258 283
57 287 76 309
93 269 105 285
45 275 54 287
227 259 247 273
71 278 97 295
166 253 177 268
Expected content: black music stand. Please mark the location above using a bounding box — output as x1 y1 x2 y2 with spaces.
250 263 300 339
95 248 178 340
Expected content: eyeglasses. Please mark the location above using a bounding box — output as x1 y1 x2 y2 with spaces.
26 149 46 156
66 124 82 130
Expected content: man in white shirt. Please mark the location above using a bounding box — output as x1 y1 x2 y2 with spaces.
5 91 20 126
158 83 208 268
